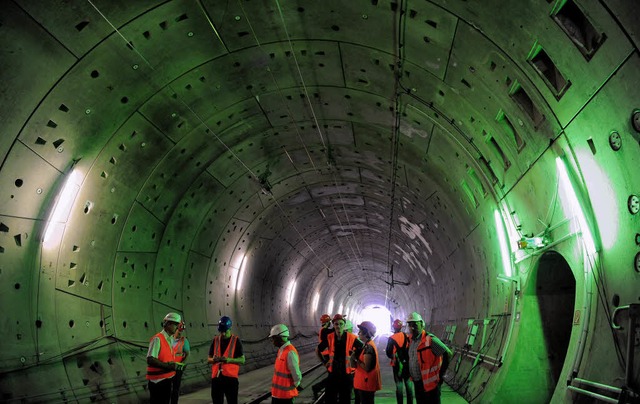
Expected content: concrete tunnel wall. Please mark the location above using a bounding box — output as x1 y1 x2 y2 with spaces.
0 0 639 402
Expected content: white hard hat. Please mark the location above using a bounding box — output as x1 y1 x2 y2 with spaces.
163 312 182 323
406 312 423 323
269 323 290 338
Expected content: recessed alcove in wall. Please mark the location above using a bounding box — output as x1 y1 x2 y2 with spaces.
494 250 575 402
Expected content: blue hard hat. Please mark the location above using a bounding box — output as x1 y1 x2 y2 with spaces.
218 316 232 332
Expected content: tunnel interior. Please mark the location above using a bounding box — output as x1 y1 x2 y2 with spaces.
1 0 639 403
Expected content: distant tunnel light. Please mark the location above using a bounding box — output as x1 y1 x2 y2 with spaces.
311 292 320 313
337 303 344 316
43 170 81 248
357 305 392 337
494 209 513 277
286 280 297 307
556 157 596 256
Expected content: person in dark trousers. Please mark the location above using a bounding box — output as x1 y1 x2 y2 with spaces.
313 314 333 399
385 319 414 404
317 314 364 404
208 316 245 404
146 312 184 404
269 324 302 403
406 312 452 404
170 320 190 404
351 321 382 404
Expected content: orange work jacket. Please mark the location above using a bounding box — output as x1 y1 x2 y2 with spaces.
327 332 357 374
411 330 443 391
388 331 407 366
354 340 382 391
271 343 299 399
146 332 176 380
210 335 240 378
174 337 187 363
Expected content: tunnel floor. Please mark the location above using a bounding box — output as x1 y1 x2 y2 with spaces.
179 339 468 403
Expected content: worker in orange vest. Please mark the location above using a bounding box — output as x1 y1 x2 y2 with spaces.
146 312 184 404
171 320 190 404
406 312 452 404
269 324 302 403
313 314 332 399
351 321 382 404
317 314 364 403
208 316 245 404
385 319 413 404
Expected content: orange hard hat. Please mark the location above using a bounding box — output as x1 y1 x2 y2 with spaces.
320 314 331 324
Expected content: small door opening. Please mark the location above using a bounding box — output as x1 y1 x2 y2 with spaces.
493 251 576 402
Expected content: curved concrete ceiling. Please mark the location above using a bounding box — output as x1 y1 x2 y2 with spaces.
1 0 639 402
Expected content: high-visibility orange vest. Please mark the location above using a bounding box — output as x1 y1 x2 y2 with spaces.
318 326 331 355
174 337 187 363
411 330 443 392
354 340 382 391
327 332 357 374
271 343 299 399
146 332 176 380
388 331 407 366
210 335 240 378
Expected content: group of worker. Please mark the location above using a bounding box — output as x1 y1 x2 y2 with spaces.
314 312 452 404
145 313 301 404
146 310 452 404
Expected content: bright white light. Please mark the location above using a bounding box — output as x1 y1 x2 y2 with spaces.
327 299 334 315
235 254 248 292
556 158 596 255
494 210 512 277
286 280 297 307
311 292 320 312
337 303 344 316
573 150 616 249
357 305 392 337
43 170 81 248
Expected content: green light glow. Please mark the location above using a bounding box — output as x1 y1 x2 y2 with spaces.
556 157 597 255
494 209 512 277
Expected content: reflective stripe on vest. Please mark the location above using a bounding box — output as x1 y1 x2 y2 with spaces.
416 332 443 392
211 335 240 378
327 332 357 374
146 332 176 380
271 343 299 399
174 337 186 363
353 340 382 392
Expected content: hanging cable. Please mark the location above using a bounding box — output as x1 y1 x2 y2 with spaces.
384 0 408 291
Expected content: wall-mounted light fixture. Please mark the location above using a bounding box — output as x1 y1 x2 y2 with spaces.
43 169 81 249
